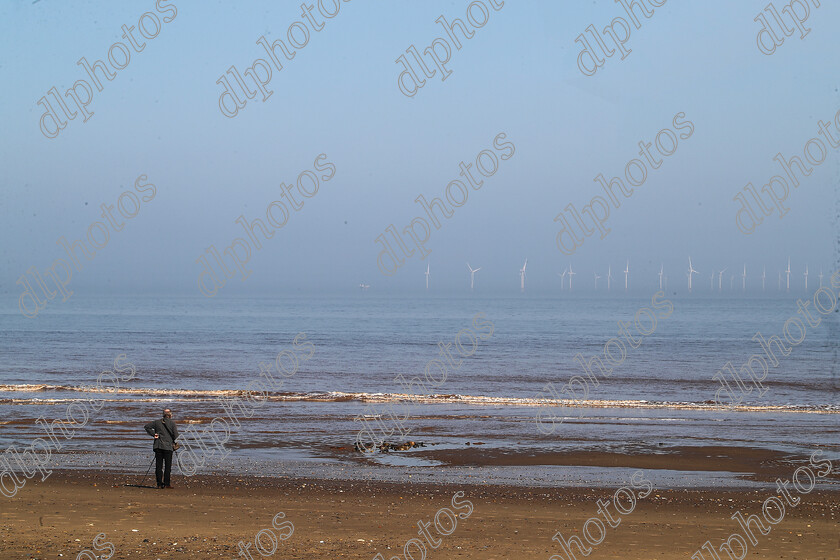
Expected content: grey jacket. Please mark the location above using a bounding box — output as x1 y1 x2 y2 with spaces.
144 418 179 451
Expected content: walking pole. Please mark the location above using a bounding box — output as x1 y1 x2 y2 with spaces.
140 455 155 487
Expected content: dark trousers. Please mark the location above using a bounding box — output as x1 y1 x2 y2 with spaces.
154 449 173 487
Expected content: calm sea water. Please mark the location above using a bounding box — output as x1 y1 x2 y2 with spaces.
1 292 838 482
2 292 838 400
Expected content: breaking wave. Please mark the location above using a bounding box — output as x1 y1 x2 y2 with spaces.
0 384 837 413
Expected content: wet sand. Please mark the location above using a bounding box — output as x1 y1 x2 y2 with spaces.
410 445 826 480
2 469 839 560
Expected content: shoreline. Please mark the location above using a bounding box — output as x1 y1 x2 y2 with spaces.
5 443 840 495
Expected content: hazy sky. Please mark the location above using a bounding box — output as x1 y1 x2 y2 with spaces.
1 0 838 299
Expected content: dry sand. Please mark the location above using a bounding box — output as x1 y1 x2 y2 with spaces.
2 469 838 560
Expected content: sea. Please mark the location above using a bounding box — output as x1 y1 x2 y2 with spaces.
1 292 838 488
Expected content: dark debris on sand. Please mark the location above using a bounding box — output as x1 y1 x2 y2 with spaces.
353 440 427 453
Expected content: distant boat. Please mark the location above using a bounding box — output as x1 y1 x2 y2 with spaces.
359 283 370 290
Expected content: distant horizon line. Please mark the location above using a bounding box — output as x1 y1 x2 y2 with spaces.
1 288 833 298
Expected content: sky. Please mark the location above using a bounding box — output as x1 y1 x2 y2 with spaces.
1 0 838 299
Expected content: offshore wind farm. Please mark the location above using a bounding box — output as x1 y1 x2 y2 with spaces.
377 255 836 294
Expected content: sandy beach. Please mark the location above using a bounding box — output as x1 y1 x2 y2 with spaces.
2 464 838 560
3 0 839 558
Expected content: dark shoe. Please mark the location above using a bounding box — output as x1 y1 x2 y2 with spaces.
157 484 164 489
164 485 174 489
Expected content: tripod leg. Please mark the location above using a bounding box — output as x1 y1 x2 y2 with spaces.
140 456 156 487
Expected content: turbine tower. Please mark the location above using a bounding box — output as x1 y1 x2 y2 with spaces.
519 258 527 292
718 268 727 292
659 264 664 290
558 268 568 291
778 271 781 291
785 258 791 292
568 264 576 291
804 264 809 291
819 267 824 287
742 264 747 292
607 266 612 292
709 272 715 290
425 263 430 290
594 272 601 290
624 260 629 292
687 257 698 292
467 263 481 290
762 266 766 291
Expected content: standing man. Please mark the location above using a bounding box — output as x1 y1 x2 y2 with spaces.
144 409 179 489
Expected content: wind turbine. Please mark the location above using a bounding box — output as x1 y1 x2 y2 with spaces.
624 260 629 292
467 263 481 290
804 264 809 291
785 258 791 292
425 263 430 290
519 259 527 292
557 268 568 290
730 274 734 290
778 271 782 291
594 272 601 290
709 272 715 290
718 268 727 292
762 266 766 292
742 264 747 292
659 264 664 290
819 267 824 288
568 264 576 291
607 266 612 292
687 257 698 292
